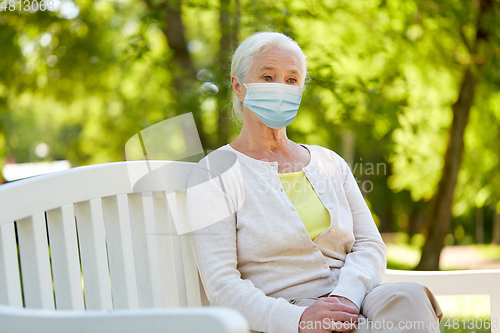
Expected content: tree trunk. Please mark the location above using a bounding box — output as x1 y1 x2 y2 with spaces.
476 206 484 244
215 0 239 148
144 0 208 149
492 203 500 245
416 0 494 271
408 201 428 238
416 66 477 271
378 204 393 234
340 128 355 167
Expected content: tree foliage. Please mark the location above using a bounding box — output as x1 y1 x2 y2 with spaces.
1 0 499 268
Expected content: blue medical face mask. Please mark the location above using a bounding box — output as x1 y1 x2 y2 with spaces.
243 82 303 129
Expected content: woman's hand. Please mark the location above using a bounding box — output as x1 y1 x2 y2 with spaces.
329 296 359 312
298 296 359 333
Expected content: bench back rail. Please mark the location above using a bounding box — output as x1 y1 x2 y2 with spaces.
0 161 200 312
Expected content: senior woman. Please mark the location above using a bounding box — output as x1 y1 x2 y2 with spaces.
185 32 442 333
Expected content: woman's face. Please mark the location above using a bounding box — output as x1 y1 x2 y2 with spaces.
232 47 305 104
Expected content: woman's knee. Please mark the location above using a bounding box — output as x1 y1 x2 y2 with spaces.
388 282 428 297
369 282 425 297
361 282 442 331
363 282 430 310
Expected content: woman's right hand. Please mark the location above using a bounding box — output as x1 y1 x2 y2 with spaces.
298 297 359 333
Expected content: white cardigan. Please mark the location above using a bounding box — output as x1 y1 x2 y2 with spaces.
186 143 387 333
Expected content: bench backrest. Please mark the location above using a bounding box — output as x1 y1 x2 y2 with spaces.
3 160 500 332
0 161 203 311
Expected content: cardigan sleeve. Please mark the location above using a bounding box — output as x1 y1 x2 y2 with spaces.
186 161 308 333
328 154 387 309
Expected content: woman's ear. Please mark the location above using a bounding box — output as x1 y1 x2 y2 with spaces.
231 75 245 103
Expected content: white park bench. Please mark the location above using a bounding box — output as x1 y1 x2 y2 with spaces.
0 161 499 332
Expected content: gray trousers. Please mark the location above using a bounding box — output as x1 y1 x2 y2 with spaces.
251 282 443 332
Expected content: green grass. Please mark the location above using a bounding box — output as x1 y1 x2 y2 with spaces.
440 317 492 332
386 242 420 270
475 244 500 260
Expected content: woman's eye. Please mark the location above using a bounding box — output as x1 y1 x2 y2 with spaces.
288 78 297 83
263 76 271 81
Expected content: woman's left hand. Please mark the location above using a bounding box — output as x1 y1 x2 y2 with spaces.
326 296 359 332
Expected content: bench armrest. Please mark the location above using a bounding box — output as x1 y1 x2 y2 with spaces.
0 305 249 333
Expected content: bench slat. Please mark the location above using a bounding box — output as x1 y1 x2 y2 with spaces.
17 213 55 309
142 193 167 308
383 269 500 296
101 194 139 309
0 222 23 307
74 199 112 310
166 191 189 306
165 190 202 307
128 193 161 308
46 205 85 310
181 234 202 307
175 191 202 307
152 192 180 307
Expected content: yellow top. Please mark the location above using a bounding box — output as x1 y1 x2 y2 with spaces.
279 170 331 240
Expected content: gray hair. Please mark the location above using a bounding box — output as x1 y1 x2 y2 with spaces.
230 32 309 121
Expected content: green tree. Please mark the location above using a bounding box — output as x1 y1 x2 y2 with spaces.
416 0 500 270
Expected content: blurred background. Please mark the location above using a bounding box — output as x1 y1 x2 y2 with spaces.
0 0 500 326
1 0 500 320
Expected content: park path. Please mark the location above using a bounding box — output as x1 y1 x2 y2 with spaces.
440 245 500 270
